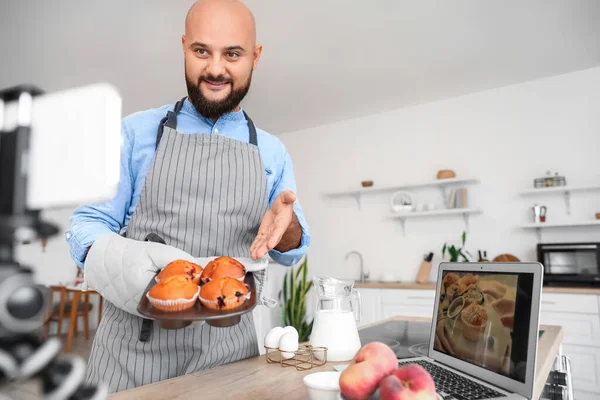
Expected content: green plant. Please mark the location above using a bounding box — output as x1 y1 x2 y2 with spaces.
441 231 470 262
278 256 314 342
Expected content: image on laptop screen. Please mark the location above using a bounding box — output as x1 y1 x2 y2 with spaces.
433 271 535 383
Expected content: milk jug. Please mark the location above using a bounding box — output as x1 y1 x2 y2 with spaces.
309 277 362 362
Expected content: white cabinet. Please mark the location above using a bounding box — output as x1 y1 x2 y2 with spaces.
538 292 600 397
561 345 600 395
356 288 382 327
540 312 600 347
381 289 436 319
541 293 599 314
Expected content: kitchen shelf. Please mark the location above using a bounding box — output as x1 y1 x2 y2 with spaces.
521 220 600 241
324 177 479 210
389 208 483 235
519 184 600 196
519 184 600 216
521 220 600 229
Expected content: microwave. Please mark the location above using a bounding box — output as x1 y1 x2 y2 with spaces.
537 242 600 287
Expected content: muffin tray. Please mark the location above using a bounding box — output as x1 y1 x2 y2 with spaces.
137 269 258 329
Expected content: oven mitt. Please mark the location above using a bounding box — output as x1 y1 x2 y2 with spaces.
253 268 277 309
82 232 197 317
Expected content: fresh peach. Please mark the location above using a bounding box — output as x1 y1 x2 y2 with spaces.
339 342 398 400
379 364 437 400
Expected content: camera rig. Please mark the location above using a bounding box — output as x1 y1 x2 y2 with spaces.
0 85 107 399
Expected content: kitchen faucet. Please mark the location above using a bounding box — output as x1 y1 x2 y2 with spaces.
345 251 369 282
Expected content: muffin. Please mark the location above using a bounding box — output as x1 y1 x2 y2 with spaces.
457 274 478 295
156 259 203 285
464 287 484 307
446 282 460 302
442 272 459 290
461 304 488 341
147 275 200 312
199 277 250 310
200 256 246 283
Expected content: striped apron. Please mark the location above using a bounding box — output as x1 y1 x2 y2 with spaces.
85 98 269 393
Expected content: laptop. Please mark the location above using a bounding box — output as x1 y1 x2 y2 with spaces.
397 262 543 400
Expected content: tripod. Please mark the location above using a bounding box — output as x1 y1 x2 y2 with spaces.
0 86 107 399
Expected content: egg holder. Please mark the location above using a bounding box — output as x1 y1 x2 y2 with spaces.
264 344 328 371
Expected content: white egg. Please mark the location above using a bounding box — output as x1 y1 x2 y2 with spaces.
282 326 299 339
264 326 284 349
278 332 299 359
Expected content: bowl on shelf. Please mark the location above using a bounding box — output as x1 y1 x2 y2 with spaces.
361 180 374 188
596 213 600 220
390 191 413 213
436 169 456 179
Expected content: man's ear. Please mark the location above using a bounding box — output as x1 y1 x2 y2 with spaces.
252 44 263 70
181 34 187 53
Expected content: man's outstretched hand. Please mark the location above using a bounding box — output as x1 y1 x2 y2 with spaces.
250 190 301 260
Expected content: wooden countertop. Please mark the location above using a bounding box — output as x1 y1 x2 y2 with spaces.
111 316 563 400
355 281 600 295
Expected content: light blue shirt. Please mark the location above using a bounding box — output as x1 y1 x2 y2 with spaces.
66 99 311 268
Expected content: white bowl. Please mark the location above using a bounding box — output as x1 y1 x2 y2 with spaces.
304 371 341 400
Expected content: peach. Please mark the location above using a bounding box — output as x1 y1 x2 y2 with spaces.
339 342 398 400
379 364 437 400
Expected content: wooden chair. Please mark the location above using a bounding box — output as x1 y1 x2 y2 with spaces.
41 285 103 352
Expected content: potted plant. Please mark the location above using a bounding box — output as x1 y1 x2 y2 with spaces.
441 231 471 262
278 256 313 342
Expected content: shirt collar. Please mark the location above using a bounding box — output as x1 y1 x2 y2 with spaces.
181 98 246 126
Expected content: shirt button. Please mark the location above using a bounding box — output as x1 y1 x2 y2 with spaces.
214 128 219 134
65 232 71 239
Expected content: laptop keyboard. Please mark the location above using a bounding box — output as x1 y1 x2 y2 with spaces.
398 360 507 400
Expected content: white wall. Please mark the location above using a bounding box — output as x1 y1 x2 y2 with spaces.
279 67 600 283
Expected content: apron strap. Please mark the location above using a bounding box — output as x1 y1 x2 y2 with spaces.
138 233 168 342
157 98 258 148
243 111 258 146
156 97 186 150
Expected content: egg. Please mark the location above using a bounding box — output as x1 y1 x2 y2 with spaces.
279 332 299 359
282 326 299 339
264 326 285 349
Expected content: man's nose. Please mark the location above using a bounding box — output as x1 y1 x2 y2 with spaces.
206 54 227 78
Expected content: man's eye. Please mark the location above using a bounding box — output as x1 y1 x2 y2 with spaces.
196 49 208 55
227 52 239 58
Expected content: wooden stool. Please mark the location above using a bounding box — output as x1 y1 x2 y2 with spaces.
42 286 103 352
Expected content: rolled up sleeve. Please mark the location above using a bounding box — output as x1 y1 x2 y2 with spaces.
268 149 311 267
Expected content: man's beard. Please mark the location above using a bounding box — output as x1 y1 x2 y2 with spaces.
186 71 252 119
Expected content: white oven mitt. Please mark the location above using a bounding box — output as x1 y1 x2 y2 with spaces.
82 233 197 317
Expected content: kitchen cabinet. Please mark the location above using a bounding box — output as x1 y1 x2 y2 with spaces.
355 288 382 327
381 288 435 319
356 287 600 398
561 344 600 397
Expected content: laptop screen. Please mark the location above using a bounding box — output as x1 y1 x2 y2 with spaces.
432 271 535 383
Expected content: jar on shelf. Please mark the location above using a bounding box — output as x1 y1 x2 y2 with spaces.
553 172 566 187
544 171 554 187
534 178 545 188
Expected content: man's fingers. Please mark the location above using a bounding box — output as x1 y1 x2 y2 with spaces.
266 227 285 250
251 240 268 260
278 190 296 205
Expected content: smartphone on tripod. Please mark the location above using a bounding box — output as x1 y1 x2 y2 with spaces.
0 83 121 399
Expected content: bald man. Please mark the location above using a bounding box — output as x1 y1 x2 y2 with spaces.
66 0 310 393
